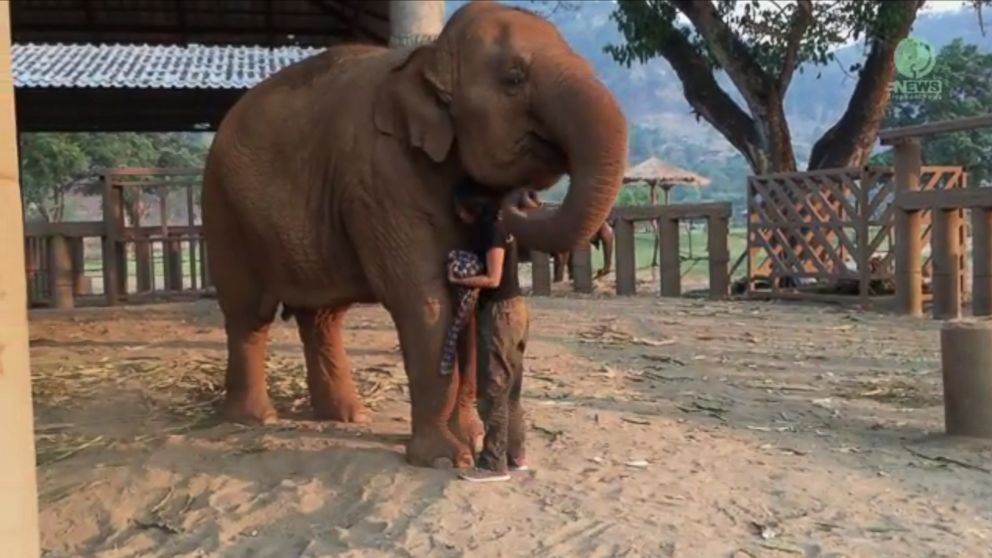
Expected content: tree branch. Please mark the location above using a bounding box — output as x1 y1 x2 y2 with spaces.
808 0 926 169
650 24 767 172
778 0 814 90
669 0 774 106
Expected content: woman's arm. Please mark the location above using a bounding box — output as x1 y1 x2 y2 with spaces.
449 246 505 288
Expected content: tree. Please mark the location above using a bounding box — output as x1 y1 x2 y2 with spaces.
874 38 992 186
19 133 90 222
605 0 990 174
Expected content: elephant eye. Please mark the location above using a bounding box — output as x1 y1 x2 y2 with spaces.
504 68 527 87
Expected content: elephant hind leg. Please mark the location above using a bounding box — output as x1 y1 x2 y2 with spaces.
222 318 277 424
203 173 279 425
294 307 370 423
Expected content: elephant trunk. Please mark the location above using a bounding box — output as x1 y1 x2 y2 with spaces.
501 55 629 255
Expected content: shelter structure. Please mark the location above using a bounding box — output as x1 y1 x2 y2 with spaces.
623 155 711 205
0 1 446 554
7 0 441 132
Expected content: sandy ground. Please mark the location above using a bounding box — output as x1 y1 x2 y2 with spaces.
27 276 992 558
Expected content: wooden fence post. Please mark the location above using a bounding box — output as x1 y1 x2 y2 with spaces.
615 219 636 296
571 244 593 294
186 185 198 291
973 208 992 316
134 205 152 292
200 238 210 289
659 216 680 297
68 236 88 296
101 173 121 305
530 251 551 296
932 208 963 319
47 234 74 310
857 168 874 307
893 139 923 316
707 214 730 299
165 233 184 291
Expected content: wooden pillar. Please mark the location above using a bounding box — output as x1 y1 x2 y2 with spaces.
101 174 121 305
165 233 183 291
893 139 923 316
389 0 445 47
932 208 963 320
615 219 636 296
972 208 992 316
659 217 681 297
68 236 88 296
707 214 730 299
199 238 210 289
0 3 42 554
186 185 198 291
530 251 551 296
571 244 593 294
47 235 74 310
133 205 152 293
940 319 992 438
856 169 874 307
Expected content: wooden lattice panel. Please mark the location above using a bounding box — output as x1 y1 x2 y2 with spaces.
747 165 965 297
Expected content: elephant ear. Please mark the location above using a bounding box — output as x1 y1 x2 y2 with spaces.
373 44 455 163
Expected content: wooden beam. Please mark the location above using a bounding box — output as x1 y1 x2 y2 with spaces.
0 2 42 554
896 188 992 211
879 114 992 145
610 202 732 222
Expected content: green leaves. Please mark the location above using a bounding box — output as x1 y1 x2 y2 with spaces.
19 132 210 222
881 38 992 186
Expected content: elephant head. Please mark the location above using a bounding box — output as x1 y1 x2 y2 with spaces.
374 0 629 254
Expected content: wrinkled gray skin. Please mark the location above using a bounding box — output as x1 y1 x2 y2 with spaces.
201 0 629 468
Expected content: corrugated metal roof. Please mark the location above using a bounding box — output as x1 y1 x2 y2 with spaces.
12 43 327 90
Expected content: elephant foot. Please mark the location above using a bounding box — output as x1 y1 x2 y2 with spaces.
223 392 278 425
450 405 485 453
406 426 474 469
311 395 371 424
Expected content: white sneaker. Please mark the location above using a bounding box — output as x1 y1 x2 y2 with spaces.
459 468 512 483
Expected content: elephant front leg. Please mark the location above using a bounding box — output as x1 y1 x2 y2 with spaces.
295 307 370 423
389 291 474 469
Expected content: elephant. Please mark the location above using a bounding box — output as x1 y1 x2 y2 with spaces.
200 0 629 468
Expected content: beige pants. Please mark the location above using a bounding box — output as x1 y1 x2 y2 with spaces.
475 295 530 472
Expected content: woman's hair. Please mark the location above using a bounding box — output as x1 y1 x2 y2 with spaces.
453 178 498 220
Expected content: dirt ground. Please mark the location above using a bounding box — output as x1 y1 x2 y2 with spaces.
27 277 992 558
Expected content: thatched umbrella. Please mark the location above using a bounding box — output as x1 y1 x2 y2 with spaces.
622 155 711 205
622 156 711 266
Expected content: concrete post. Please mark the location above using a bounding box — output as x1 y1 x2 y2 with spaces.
389 0 446 48
0 3 43 556
940 319 992 438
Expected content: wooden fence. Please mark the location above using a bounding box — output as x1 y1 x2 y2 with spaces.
745 164 966 304
24 167 210 308
529 202 732 299
881 114 992 317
